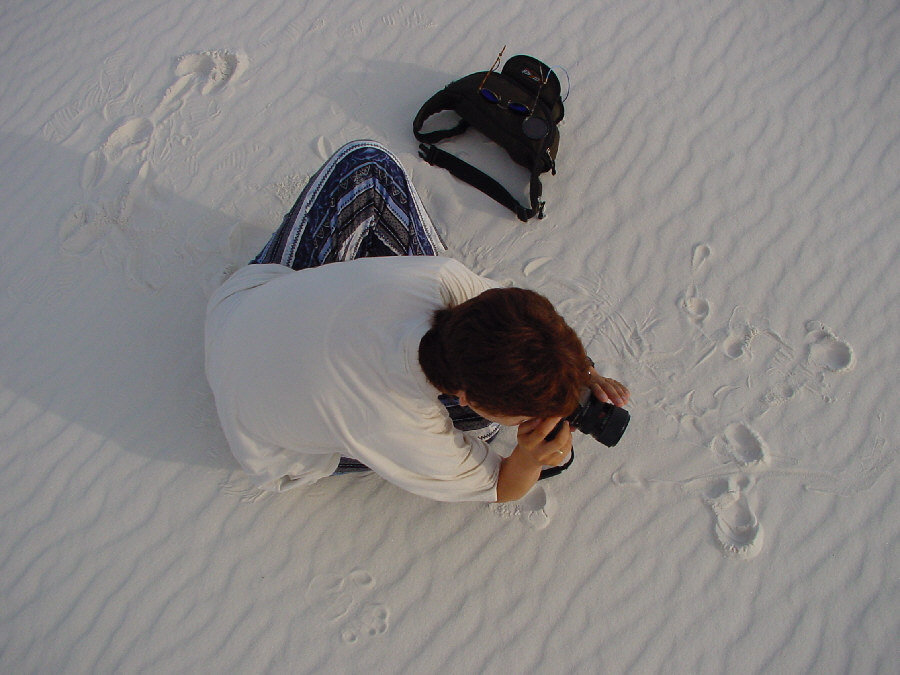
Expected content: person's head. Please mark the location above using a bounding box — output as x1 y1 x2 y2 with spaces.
418 287 590 422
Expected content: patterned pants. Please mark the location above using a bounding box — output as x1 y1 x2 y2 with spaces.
252 141 500 472
252 140 444 268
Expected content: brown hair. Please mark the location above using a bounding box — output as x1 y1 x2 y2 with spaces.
418 287 589 417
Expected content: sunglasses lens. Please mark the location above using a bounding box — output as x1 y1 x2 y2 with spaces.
479 89 500 104
508 102 530 115
522 116 550 140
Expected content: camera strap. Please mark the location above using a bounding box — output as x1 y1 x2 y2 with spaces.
538 448 574 481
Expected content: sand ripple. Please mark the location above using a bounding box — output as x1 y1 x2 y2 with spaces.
0 0 897 673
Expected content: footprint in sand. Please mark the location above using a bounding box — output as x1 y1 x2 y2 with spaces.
212 142 271 176
759 378 800 409
490 482 557 530
681 245 712 325
679 288 710 325
633 471 765 559
175 49 246 95
81 118 155 190
42 102 84 144
307 569 388 644
721 306 760 359
804 321 855 373
702 475 763 559
713 422 770 467
79 48 246 193
340 603 391 644
62 49 247 290
755 320 854 412
80 150 107 192
60 204 107 255
267 173 310 206
380 6 437 29
720 306 790 360
691 243 711 272
103 117 154 161
41 54 132 143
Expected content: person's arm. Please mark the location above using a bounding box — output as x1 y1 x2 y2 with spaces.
496 417 572 502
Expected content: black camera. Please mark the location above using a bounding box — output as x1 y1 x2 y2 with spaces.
548 389 630 446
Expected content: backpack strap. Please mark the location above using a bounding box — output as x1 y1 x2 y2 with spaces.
412 90 470 143
418 143 545 221
413 75 551 221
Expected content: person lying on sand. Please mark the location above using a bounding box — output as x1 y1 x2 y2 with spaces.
205 140 629 503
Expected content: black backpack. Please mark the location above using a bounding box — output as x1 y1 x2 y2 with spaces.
413 52 564 221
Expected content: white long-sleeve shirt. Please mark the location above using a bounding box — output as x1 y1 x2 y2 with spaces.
204 256 501 502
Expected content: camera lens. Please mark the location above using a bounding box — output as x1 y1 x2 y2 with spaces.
573 398 630 447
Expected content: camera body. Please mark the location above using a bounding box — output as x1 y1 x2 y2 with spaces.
548 388 630 446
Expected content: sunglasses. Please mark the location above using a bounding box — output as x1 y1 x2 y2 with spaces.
478 88 531 115
477 46 551 140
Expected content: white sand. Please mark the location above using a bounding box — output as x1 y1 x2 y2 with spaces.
1 0 898 672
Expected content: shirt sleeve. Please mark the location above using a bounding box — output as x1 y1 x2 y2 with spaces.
437 259 500 308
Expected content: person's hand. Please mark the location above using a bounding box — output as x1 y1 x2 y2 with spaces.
515 416 572 467
496 417 572 502
588 367 630 407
